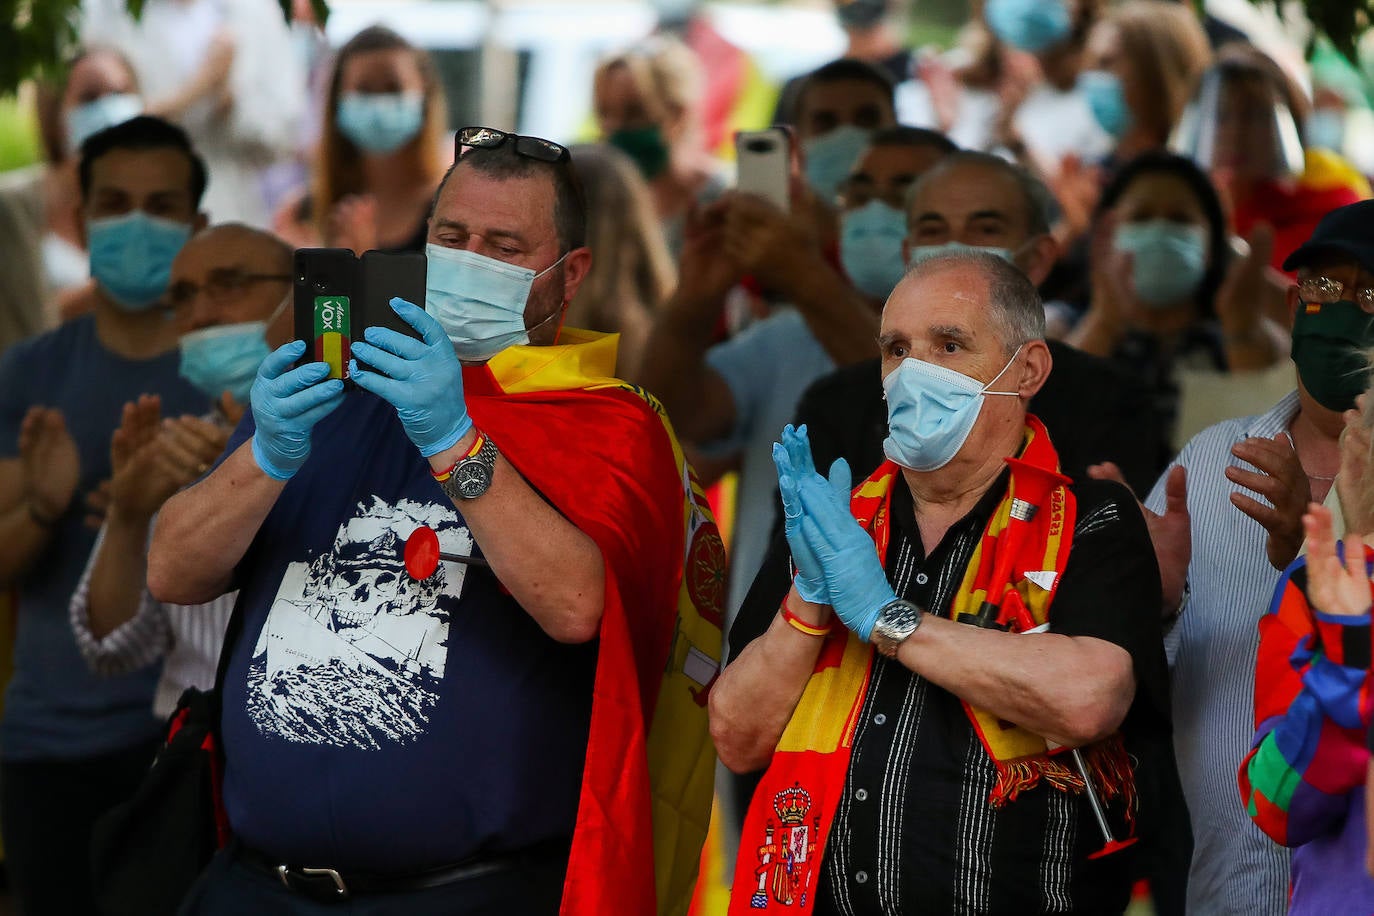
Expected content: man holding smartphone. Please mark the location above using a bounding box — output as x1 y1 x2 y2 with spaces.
149 128 721 915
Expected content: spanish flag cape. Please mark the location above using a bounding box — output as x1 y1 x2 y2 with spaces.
462 329 724 916
729 417 1135 914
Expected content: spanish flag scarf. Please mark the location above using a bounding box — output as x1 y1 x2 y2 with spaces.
730 416 1133 914
465 329 724 916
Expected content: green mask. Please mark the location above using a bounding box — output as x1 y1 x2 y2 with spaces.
609 126 669 180
1291 299 1374 412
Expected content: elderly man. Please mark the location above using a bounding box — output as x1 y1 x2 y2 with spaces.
70 224 293 720
796 151 1166 493
711 251 1166 914
148 128 721 915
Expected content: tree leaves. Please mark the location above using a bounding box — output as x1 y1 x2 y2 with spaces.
0 0 326 97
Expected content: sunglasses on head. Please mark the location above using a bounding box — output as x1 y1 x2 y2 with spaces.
455 126 570 164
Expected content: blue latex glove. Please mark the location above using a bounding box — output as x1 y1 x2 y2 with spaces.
249 341 346 481
793 463 896 641
772 424 851 605
349 298 473 457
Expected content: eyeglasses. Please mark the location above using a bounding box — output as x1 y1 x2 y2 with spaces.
1296 275 1374 314
167 269 291 310
455 126 570 164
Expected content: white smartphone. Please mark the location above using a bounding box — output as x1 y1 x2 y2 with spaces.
734 127 792 211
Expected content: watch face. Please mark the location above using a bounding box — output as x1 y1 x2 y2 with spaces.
881 601 919 632
454 461 493 499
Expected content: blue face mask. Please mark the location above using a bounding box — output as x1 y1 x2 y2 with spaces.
882 349 1022 472
1113 220 1208 309
840 200 909 299
178 320 272 404
424 243 567 361
1079 70 1131 138
336 92 425 155
87 211 192 311
803 125 872 203
907 240 1017 268
1306 108 1346 153
66 93 142 154
985 0 1071 52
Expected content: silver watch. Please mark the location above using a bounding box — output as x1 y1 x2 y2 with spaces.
871 598 923 658
439 437 498 501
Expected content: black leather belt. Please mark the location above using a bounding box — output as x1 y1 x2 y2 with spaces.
235 841 567 903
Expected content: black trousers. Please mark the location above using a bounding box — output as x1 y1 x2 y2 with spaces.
178 843 566 916
0 739 160 916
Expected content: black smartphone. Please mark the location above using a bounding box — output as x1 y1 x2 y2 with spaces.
293 248 358 381
360 250 426 342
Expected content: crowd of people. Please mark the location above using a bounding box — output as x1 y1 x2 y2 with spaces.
3 0 1374 914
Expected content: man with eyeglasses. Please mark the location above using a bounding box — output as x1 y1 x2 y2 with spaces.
0 114 209 915
149 127 722 915
69 223 293 731
1130 199 1374 915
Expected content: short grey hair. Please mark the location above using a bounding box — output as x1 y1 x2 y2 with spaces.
902 249 1045 353
906 150 1059 236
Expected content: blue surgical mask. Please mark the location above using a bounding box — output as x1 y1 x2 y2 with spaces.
1079 70 1130 139
840 200 909 299
424 243 567 361
178 320 271 404
1306 108 1346 153
985 0 1071 53
1113 220 1208 309
803 125 872 203
882 349 1022 471
87 211 192 311
336 92 425 155
907 240 1017 268
66 93 142 154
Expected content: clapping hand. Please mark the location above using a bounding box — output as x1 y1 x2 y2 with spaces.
1303 503 1372 618
19 405 79 524
1089 462 1190 616
774 425 894 640
350 298 473 457
772 424 848 605
1228 433 1311 571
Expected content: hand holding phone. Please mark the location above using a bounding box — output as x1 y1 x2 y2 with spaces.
735 128 792 211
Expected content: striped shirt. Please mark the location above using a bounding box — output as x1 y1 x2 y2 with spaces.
69 522 235 720
798 475 1163 914
1144 391 1297 916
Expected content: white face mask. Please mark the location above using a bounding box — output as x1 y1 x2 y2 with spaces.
423 243 567 361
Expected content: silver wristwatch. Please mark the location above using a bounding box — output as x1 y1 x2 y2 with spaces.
438 437 498 501
871 598 923 658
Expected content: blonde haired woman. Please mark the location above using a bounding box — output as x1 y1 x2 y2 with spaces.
567 144 676 378
592 36 725 257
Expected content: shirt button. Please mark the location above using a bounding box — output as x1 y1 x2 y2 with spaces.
854 788 868 802
855 870 869 884
915 572 929 585
873 713 887 726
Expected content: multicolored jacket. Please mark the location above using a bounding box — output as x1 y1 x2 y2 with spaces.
1238 547 1374 914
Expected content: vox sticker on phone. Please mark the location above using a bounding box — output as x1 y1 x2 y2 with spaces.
313 296 351 379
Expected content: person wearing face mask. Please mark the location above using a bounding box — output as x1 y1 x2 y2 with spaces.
711 250 1165 915
150 127 722 915
592 37 727 260
1069 152 1289 449
1120 200 1374 916
789 151 1167 496
791 59 899 210
69 224 292 733
0 115 209 916
292 26 447 255
640 128 951 664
